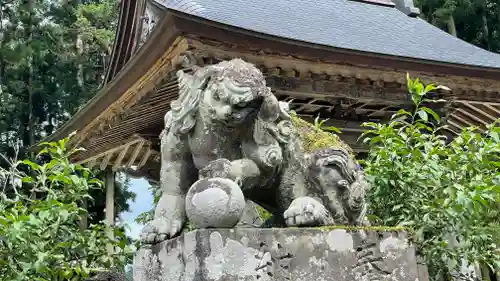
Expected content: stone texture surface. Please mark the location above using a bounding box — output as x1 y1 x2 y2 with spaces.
186 177 246 228
133 228 424 281
237 200 264 227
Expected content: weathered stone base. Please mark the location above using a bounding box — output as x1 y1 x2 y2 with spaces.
133 228 422 281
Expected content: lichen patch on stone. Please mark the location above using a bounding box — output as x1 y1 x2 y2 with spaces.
380 236 408 260
326 229 354 252
290 114 354 156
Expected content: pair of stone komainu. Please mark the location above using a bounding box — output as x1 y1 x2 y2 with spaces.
140 58 370 244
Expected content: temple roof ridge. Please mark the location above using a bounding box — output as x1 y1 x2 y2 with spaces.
155 0 206 15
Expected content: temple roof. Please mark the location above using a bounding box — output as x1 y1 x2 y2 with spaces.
157 0 500 69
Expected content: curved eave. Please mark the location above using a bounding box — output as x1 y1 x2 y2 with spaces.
104 0 145 84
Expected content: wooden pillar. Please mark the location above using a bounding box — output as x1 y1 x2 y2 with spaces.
105 169 115 255
105 169 115 226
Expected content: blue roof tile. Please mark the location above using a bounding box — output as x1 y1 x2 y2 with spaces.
156 0 500 69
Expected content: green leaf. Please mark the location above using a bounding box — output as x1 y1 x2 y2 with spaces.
417 110 428 122
322 126 342 134
394 109 412 117
420 106 440 122
21 160 41 171
411 93 420 105
21 176 34 183
415 82 424 96
314 115 320 128
406 73 413 90
424 83 437 93
489 131 499 143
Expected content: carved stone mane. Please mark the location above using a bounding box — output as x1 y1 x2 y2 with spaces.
166 59 271 136
162 59 294 165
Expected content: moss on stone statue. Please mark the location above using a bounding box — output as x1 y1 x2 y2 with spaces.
276 225 410 233
256 205 273 221
290 114 354 157
308 225 408 232
252 115 359 227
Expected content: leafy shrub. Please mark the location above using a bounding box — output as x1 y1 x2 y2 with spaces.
361 75 500 280
0 133 134 280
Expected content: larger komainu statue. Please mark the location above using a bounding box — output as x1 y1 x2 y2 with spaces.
140 59 369 244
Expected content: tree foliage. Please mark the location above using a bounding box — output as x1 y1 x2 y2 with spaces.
0 133 133 280
0 0 134 223
415 0 500 53
361 75 500 280
0 0 118 152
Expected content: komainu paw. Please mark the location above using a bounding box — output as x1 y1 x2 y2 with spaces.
284 196 333 226
140 216 184 244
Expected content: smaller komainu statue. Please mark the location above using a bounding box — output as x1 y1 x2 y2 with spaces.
140 59 369 244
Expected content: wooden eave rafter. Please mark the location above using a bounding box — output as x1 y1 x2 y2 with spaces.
445 100 500 134
78 136 160 172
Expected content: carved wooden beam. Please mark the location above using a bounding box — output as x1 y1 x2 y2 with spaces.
100 153 114 171
284 98 400 113
187 39 500 102
267 76 410 103
137 147 152 169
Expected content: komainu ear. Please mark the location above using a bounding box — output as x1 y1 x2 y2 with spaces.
258 91 280 122
193 65 219 90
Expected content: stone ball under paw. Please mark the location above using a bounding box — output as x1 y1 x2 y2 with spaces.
185 177 245 228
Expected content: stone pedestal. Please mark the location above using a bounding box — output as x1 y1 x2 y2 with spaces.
133 228 423 281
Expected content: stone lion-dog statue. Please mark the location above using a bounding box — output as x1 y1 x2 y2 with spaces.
140 59 369 244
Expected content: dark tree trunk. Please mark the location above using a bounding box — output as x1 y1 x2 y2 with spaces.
447 15 457 37
482 9 491 50
25 0 35 150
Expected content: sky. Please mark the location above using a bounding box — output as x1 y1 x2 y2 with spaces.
119 178 154 240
